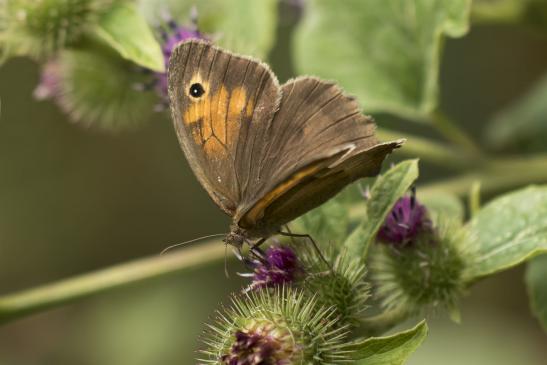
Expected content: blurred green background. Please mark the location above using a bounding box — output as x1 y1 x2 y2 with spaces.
1 2 547 364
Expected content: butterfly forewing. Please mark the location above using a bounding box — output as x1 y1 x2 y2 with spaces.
168 40 280 215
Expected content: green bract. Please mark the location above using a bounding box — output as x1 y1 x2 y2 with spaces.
370 222 467 316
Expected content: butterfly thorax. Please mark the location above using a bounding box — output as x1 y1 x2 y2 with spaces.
224 225 246 249
224 223 280 249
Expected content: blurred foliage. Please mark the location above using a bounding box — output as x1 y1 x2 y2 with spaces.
137 0 278 58
486 72 547 153
57 38 157 130
294 0 471 119
526 255 547 332
0 0 115 61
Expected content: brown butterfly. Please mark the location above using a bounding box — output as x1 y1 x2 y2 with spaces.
168 40 403 250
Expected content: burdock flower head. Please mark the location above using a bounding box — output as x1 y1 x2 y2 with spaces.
200 288 350 364
370 190 467 317
250 246 301 289
220 325 292 365
377 188 433 246
152 9 208 107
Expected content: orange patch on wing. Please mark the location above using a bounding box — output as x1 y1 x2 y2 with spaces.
183 85 251 155
241 163 324 225
203 137 225 157
210 86 229 143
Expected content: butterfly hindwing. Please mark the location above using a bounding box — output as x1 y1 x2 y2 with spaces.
237 77 402 230
168 40 281 215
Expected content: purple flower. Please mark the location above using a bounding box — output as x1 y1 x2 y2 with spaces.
152 11 208 108
221 326 294 365
377 190 432 247
251 246 301 289
221 330 277 365
33 59 62 101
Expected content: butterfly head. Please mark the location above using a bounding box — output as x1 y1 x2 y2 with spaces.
223 224 247 249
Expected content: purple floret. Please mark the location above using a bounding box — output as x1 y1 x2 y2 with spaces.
252 246 300 289
377 193 432 247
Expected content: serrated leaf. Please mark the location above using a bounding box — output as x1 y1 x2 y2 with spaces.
525 255 547 332
485 72 547 153
138 0 277 58
344 160 419 258
293 0 471 119
463 186 547 281
95 2 164 71
350 320 428 364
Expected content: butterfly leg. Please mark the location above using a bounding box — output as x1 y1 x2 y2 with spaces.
278 231 332 270
249 238 268 263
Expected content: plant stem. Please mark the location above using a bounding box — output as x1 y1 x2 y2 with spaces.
349 154 547 220
376 128 473 169
429 111 483 157
421 154 547 197
3 154 547 326
0 240 225 325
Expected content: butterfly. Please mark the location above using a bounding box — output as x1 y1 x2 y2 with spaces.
168 40 402 250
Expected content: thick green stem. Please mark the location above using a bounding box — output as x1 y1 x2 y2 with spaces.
376 128 473 169
0 241 225 324
429 111 483 157
421 154 547 197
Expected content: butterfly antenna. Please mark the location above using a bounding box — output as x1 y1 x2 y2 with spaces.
160 233 226 255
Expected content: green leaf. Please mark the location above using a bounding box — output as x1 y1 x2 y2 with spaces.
138 0 278 58
485 72 547 153
344 160 419 258
525 255 547 332
463 186 547 281
350 320 428 364
94 2 164 71
293 0 471 119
